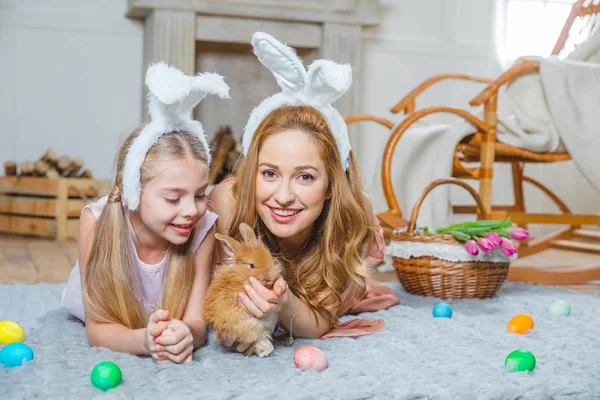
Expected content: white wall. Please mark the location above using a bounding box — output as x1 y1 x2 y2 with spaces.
0 0 143 180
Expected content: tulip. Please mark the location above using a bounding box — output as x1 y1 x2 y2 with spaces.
477 237 494 253
465 240 479 255
500 238 518 257
510 227 530 241
485 232 503 246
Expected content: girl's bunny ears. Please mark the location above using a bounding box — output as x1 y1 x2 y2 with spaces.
122 62 230 211
242 32 353 171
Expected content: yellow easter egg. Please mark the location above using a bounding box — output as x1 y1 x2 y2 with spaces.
0 320 25 344
507 314 534 335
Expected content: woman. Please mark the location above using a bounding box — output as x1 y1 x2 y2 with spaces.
210 33 399 352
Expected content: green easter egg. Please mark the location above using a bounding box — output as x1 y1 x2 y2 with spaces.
91 361 122 391
504 349 536 372
547 300 571 316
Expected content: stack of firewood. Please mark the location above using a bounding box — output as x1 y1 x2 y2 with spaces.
209 125 242 185
3 148 93 179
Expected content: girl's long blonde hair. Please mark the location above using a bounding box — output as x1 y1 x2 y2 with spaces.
82 129 208 329
229 105 373 329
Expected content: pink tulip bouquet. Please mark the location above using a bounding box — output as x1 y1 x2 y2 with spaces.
424 219 529 257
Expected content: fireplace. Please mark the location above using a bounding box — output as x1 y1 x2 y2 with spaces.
126 0 381 144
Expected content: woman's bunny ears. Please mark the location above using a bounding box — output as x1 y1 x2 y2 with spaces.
122 62 230 211
242 32 353 171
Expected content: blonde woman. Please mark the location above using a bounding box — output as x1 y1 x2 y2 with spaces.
61 63 229 363
209 33 399 352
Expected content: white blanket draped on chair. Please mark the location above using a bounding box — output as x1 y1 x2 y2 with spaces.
368 55 600 228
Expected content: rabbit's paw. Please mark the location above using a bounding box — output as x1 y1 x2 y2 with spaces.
253 339 274 357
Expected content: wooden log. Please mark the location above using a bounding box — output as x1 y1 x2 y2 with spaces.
20 161 34 176
46 168 60 179
209 134 235 184
39 147 57 164
61 159 84 177
55 156 71 174
209 125 236 184
4 161 16 176
78 169 93 179
34 160 50 176
33 161 59 178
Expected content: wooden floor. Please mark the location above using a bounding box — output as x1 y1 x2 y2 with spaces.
1 233 600 294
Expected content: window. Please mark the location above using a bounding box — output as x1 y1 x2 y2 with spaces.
504 0 578 60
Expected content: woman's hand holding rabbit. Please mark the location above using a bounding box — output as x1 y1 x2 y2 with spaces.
238 275 288 318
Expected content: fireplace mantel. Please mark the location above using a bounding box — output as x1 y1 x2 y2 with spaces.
126 0 381 145
126 0 380 25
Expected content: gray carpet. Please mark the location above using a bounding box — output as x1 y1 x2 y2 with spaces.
1 281 599 400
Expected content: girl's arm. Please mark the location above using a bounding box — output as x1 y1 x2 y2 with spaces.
77 208 164 355
180 224 217 349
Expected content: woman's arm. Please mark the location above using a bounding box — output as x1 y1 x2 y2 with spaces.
240 276 333 339
277 290 331 339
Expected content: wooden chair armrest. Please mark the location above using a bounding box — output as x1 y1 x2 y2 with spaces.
470 60 540 106
390 74 494 115
381 106 490 216
345 115 395 129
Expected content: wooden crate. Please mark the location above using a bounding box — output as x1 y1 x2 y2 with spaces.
0 176 111 240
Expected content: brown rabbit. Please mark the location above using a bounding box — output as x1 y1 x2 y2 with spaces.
203 223 282 357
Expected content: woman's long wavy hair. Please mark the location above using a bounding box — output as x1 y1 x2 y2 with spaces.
82 129 208 329
229 105 373 329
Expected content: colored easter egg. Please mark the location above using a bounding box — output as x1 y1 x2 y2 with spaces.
504 349 536 372
507 314 534 334
432 302 453 318
91 362 122 391
294 346 328 372
547 300 571 316
0 343 34 367
0 320 24 345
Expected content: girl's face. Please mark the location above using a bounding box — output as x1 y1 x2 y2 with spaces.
255 129 329 247
135 158 208 247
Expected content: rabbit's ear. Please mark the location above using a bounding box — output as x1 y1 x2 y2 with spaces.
306 60 352 105
238 223 258 248
251 32 307 93
215 233 241 258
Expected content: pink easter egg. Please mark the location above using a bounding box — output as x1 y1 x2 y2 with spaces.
294 346 328 372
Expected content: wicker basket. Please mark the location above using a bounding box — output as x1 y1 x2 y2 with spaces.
391 178 510 299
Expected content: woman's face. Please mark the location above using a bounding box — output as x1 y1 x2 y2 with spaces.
255 129 329 246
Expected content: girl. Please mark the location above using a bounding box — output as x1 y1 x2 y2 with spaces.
61 63 230 364
210 33 399 352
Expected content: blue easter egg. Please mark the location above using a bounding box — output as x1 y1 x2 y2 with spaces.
0 342 34 367
432 302 453 318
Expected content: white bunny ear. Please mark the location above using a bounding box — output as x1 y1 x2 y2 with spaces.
122 62 230 211
251 32 307 93
306 60 352 105
146 62 230 121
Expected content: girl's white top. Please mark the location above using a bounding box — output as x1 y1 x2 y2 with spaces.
61 195 218 322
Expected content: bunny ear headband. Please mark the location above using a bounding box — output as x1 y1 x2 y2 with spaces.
122 62 230 211
242 32 353 171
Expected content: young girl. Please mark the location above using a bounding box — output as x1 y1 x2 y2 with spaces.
61 63 230 364
210 32 399 352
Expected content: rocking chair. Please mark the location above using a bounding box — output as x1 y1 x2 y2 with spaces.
356 0 600 284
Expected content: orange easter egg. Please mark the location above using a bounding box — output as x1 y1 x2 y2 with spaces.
294 346 328 372
507 314 534 334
